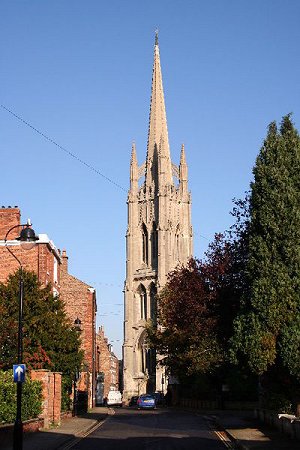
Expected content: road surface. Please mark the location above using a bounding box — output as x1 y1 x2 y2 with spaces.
68 407 231 450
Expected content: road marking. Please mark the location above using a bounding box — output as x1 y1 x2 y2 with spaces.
214 429 234 449
201 415 234 450
60 417 110 450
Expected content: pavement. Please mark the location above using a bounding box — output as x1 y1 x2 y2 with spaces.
210 409 300 450
2 407 300 450
2 407 109 450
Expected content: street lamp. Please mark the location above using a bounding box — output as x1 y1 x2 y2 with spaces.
4 219 39 450
74 317 82 331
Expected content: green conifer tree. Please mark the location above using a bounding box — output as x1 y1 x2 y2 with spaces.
0 270 83 379
232 115 300 378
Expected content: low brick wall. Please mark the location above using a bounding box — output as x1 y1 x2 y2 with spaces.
255 409 300 441
180 398 257 410
224 401 258 410
180 398 218 409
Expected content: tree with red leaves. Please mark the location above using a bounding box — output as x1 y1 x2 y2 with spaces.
147 229 245 379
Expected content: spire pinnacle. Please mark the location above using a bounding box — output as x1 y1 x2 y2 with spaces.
130 142 138 190
180 143 186 165
179 143 188 185
131 141 137 163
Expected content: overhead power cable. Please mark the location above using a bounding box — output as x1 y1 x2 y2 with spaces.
0 103 127 192
1 104 212 242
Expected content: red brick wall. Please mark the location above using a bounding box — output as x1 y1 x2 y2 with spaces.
37 244 60 291
0 245 39 282
59 250 96 408
0 207 20 239
31 370 61 428
0 208 38 281
0 208 60 293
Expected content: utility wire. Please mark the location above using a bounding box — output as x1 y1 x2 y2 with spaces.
1 104 212 242
0 103 127 192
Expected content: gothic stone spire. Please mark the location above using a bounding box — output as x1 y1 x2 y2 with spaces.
145 34 173 187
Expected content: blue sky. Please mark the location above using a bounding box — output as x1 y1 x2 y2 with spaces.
1 0 300 358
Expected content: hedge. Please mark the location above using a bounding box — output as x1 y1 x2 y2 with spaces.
0 370 42 424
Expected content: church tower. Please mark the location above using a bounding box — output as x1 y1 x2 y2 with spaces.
123 34 193 401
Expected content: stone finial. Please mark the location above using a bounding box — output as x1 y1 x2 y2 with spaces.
179 143 188 186
180 143 186 165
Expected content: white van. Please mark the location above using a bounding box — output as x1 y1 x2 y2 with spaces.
105 390 122 407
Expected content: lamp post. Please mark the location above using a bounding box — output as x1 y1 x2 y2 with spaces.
4 220 39 450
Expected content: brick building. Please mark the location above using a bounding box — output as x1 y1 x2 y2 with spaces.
95 326 119 403
59 250 97 409
0 207 97 409
0 207 61 293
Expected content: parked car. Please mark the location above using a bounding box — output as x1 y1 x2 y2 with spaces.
105 390 122 407
137 394 156 410
129 395 139 406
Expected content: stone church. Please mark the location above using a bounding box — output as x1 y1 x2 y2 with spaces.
123 35 193 402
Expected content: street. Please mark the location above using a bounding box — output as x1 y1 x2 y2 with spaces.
68 407 231 450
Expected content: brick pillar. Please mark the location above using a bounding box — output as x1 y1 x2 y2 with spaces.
31 370 51 429
31 370 62 428
48 372 54 424
53 372 62 425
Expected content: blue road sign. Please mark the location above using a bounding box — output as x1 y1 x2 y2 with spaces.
13 364 26 383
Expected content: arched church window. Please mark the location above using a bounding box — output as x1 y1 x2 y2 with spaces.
138 332 156 376
142 223 149 265
142 343 147 374
151 222 158 268
139 285 147 319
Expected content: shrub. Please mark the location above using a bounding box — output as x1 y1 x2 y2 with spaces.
61 376 72 412
0 370 42 423
263 391 293 414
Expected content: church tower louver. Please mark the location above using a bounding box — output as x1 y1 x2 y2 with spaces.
123 34 193 401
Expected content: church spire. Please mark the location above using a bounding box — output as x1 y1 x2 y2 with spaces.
145 33 173 186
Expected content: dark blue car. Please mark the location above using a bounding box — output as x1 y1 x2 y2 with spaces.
137 394 156 409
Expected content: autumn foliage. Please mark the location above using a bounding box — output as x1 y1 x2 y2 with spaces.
147 231 244 378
